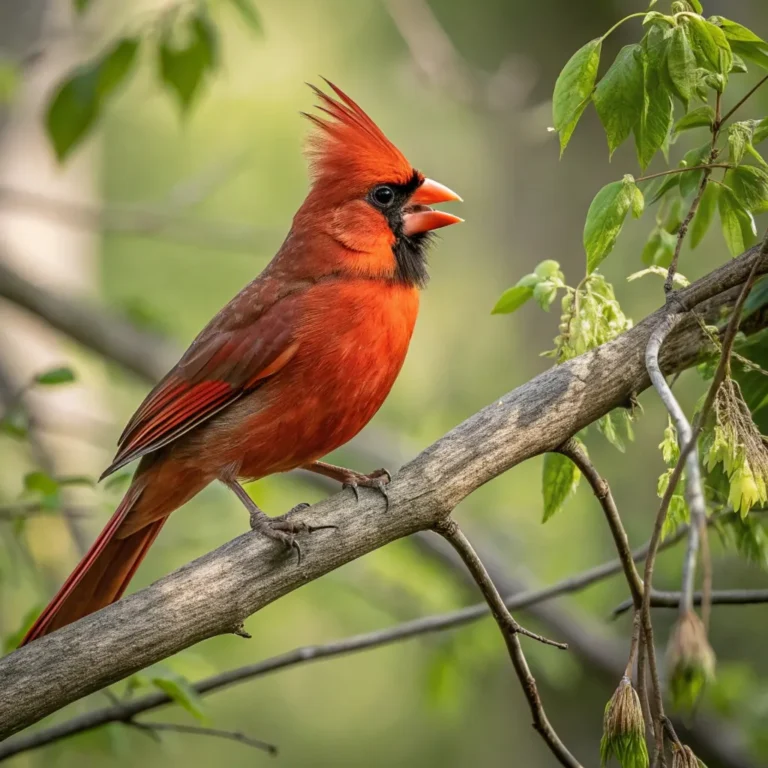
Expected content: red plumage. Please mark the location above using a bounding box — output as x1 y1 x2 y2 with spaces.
21 81 461 645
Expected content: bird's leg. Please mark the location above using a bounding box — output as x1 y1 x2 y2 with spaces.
224 480 335 565
302 460 391 510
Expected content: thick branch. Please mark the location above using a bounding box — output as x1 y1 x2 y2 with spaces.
0 247 765 741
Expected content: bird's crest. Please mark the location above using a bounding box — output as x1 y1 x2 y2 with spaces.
303 80 416 188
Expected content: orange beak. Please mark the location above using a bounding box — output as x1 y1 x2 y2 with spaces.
402 178 463 236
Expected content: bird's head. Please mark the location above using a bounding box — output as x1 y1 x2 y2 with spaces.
298 80 462 288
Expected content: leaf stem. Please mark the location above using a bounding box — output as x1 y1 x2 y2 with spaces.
601 12 651 41
635 164 731 183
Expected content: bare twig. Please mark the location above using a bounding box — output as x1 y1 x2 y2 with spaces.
433 519 580 768
613 589 768 617
129 721 276 755
556 439 644 607
665 91 722 294
718 73 768 127
636 164 731 183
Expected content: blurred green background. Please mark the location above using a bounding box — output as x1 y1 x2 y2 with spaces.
1 1 767 766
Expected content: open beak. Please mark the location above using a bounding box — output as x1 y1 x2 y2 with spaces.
402 178 463 236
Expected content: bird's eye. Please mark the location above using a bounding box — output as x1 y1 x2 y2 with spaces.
372 185 395 207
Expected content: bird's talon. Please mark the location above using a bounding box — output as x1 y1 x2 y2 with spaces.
343 482 360 502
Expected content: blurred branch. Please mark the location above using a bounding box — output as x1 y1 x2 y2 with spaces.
612 589 768 617
128 721 277 756
383 0 536 114
0 247 765 763
0 185 274 254
433 519 579 767
0 149 277 254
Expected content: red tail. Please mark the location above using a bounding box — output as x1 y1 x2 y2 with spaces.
20 482 165 646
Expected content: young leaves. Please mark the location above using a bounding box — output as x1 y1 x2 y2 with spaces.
492 261 565 315
584 176 641 273
593 45 644 157
553 39 602 154
690 180 719 248
634 47 673 170
542 449 582 523
46 38 139 161
225 0 263 32
673 105 715 135
158 12 219 113
667 24 697 106
718 186 757 256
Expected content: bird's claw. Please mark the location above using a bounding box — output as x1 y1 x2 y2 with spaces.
249 503 336 565
342 467 391 511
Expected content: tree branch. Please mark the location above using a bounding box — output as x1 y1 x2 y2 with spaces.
612 589 768 617
433 519 580 767
129 721 277 755
0 246 765 744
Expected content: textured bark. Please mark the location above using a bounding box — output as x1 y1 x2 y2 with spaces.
0 246 765 740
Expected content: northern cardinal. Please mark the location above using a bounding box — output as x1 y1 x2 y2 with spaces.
21 81 461 645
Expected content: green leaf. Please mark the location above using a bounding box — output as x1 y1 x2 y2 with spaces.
718 185 757 256
667 24 697 105
755 118 768 145
0 406 29 439
729 41 768 71
552 38 602 155
150 672 208 722
34 366 76 386
728 122 753 166
534 259 563 281
690 180 719 248
679 143 710 198
631 184 645 218
725 165 768 211
73 0 92 12
634 48 673 170
593 44 644 157
687 17 722 73
104 471 133 492
45 38 139 162
730 54 748 73
673 105 714 134
686 0 702 12
714 18 766 45
491 285 533 315
542 450 582 523
648 172 681 204
158 13 218 113
584 177 636 273
226 0 263 33
642 227 676 266
45 68 100 161
24 471 59 497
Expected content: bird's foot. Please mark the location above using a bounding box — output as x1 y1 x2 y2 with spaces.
341 468 391 511
249 503 336 565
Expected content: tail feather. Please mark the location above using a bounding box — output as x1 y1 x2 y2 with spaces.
20 482 166 646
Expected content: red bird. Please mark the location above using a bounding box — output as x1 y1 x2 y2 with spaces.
21 81 461 645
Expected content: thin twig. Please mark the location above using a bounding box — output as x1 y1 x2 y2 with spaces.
718 73 768 127
665 91 723 294
636 164 731 183
612 589 768 617
433 519 580 768
129 721 277 755
556 440 644 606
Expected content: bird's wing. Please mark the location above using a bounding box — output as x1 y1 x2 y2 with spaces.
101 295 299 479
